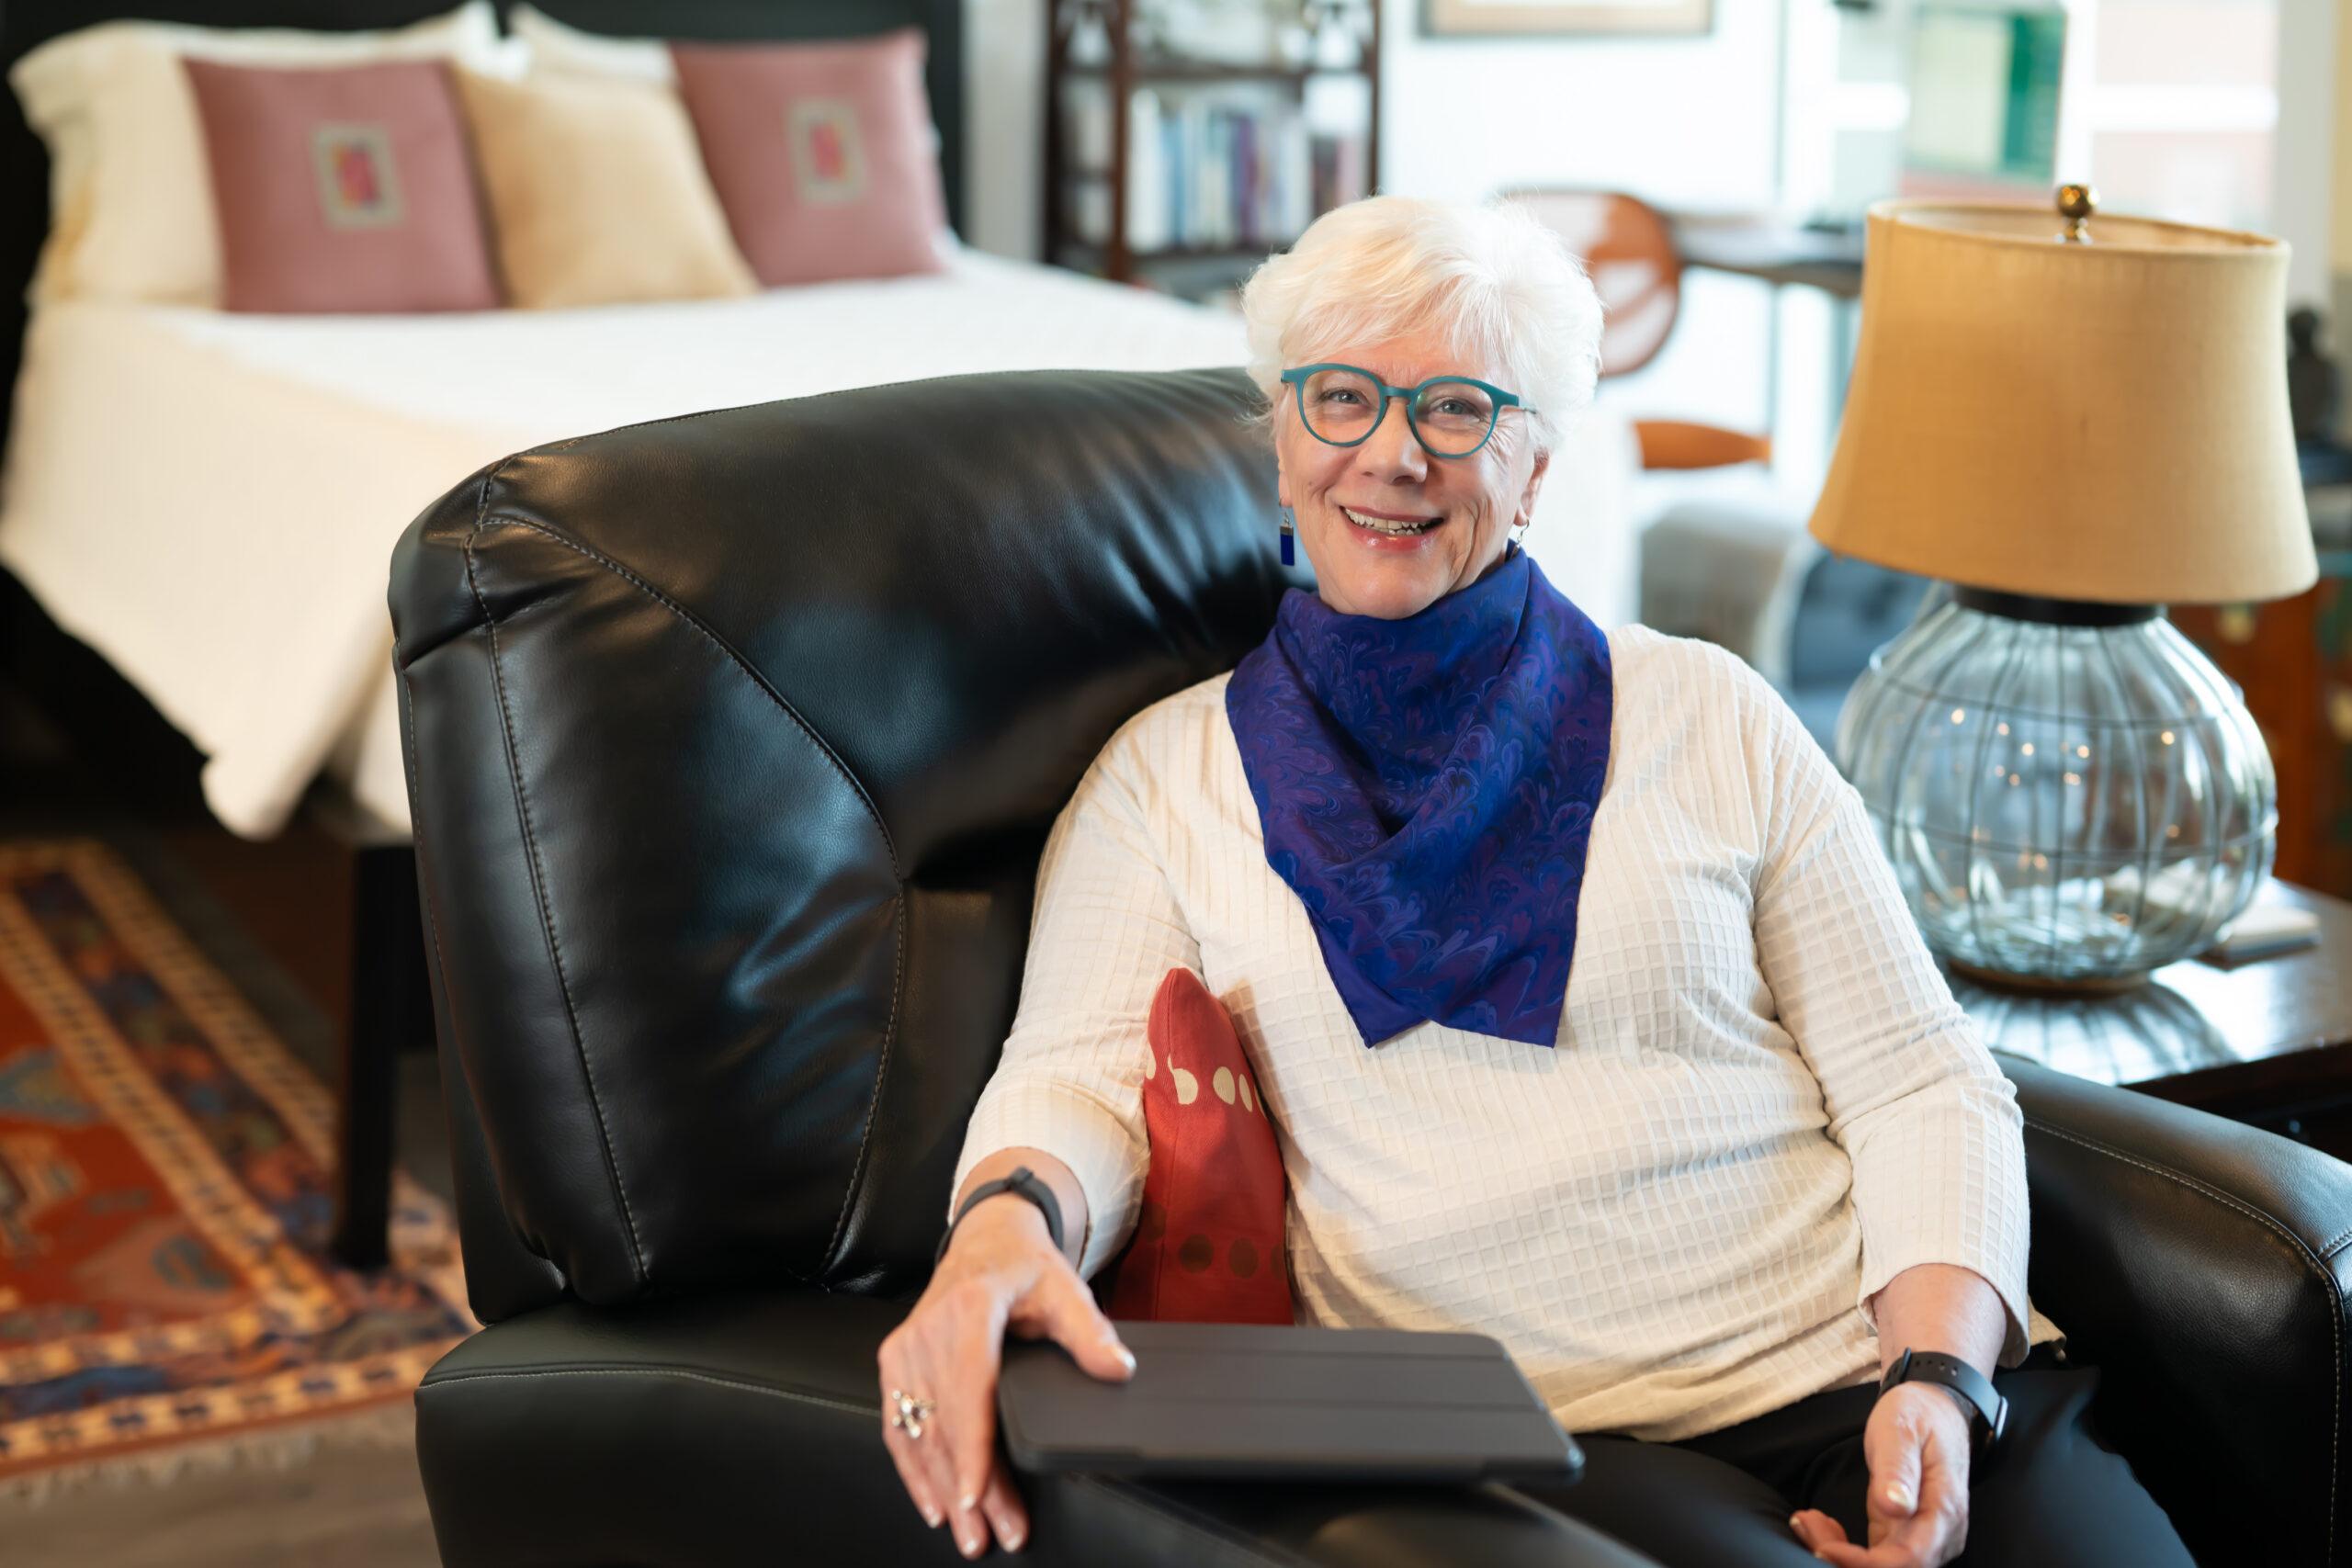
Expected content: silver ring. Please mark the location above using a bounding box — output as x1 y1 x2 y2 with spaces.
888 1387 938 1440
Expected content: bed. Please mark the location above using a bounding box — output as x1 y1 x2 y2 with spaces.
0 6 1642 846
0 0 1639 1263
2 254 1637 843
6 249 1255 840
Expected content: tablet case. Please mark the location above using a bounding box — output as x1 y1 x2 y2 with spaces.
997 1320 1585 1483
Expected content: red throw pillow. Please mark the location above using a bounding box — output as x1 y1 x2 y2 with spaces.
667 29 948 288
182 57 500 313
1101 968 1295 1325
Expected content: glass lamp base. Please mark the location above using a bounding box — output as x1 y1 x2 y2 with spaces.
1944 957 2151 998
1834 594 2277 987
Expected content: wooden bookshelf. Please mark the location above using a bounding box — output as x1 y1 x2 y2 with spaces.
1044 0 1381 300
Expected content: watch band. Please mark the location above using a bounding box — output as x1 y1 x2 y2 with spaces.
1879 1348 2008 1455
935 1165 1066 1267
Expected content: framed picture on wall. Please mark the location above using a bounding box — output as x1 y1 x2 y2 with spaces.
1421 0 1712 36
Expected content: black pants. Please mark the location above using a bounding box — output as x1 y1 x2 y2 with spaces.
1512 1343 2198 1566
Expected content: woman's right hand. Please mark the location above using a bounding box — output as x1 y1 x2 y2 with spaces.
877 1195 1137 1559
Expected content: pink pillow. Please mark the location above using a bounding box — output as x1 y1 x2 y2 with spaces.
668 30 947 288
181 57 500 313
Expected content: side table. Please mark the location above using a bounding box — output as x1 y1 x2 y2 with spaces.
1658 207 1864 446
1945 881 2352 1161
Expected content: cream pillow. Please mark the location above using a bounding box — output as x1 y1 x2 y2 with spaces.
450 66 755 309
504 3 955 237
8 3 514 306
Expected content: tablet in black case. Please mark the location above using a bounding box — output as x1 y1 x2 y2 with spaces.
997 1321 1585 1484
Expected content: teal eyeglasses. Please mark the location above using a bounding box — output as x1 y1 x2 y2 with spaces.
1279 364 1533 459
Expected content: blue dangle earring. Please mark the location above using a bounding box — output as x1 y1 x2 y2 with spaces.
1279 504 1295 567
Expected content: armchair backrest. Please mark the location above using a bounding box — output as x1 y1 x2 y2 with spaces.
390 367 1295 1320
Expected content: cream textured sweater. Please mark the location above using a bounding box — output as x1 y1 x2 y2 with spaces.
952 623 2065 1442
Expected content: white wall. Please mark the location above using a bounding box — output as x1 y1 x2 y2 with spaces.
1374 0 1782 209
965 0 1049 262
1377 0 1790 483
964 0 2352 458
959 0 1796 520
961 0 1789 253
2261 0 2335 313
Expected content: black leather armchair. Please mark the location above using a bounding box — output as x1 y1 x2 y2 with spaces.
392 367 2352 1567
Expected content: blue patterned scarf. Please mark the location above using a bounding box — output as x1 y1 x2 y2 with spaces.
1224 543 1612 1048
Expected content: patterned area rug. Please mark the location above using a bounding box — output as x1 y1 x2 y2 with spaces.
0 837 476 1492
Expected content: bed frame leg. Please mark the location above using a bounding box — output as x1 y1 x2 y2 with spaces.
331 842 424 1269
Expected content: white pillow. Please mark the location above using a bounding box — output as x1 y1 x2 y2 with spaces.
508 4 673 85
8 2 514 307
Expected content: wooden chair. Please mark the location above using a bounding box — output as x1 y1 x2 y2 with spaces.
1499 188 1772 472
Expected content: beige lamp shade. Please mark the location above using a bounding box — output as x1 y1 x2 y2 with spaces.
1808 197 2316 605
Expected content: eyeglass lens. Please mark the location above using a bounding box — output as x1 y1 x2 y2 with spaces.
1296 368 1498 457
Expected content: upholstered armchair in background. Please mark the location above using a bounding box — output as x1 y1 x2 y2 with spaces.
392 367 2351 1568
1634 495 1933 750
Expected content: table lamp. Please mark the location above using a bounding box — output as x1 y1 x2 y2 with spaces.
1812 187 2316 989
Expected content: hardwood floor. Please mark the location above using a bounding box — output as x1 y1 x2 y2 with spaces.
10 1411 444 1568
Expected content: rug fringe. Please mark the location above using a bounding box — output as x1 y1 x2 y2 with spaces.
0 1401 419 1510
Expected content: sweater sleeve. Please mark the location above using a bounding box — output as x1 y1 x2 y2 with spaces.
949 721 1202 1281
1736 654 2036 1368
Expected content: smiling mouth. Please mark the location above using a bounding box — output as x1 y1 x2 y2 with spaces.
1340 505 1443 536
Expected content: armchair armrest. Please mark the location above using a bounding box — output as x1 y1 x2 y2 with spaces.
1996 1050 2352 1567
1634 496 1817 688
415 1286 1659 1568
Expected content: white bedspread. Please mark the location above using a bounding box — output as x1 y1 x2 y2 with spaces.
0 247 1637 840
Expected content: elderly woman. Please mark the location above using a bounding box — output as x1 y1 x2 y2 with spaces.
878 196 2193 1568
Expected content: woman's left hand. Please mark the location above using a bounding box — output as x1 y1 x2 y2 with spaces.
1788 1383 1973 1566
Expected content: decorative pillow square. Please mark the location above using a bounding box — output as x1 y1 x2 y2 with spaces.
6 3 507 307
450 65 755 309
181 57 501 314
668 29 949 288
1101 967 1295 1325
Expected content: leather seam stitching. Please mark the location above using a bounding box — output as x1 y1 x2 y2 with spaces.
471 454 508 534
821 891 907 1278
400 663 552 1281
396 671 451 1055
418 1365 872 1417
470 513 900 875
2026 1116 2339 1562
2316 1223 2352 1262
417 1369 1309 1564
467 513 906 1283
464 523 649 1287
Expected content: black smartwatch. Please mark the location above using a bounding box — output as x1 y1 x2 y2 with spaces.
935 1164 1066 1267
1879 1348 2007 1456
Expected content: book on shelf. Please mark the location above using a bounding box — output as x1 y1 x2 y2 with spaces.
1069 82 1370 259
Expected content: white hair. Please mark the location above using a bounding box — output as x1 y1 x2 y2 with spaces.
1237 194 1606 458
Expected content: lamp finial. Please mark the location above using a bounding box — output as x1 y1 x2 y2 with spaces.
2056 184 2098 243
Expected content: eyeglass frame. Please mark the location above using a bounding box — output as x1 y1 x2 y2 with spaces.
1277 363 1535 460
